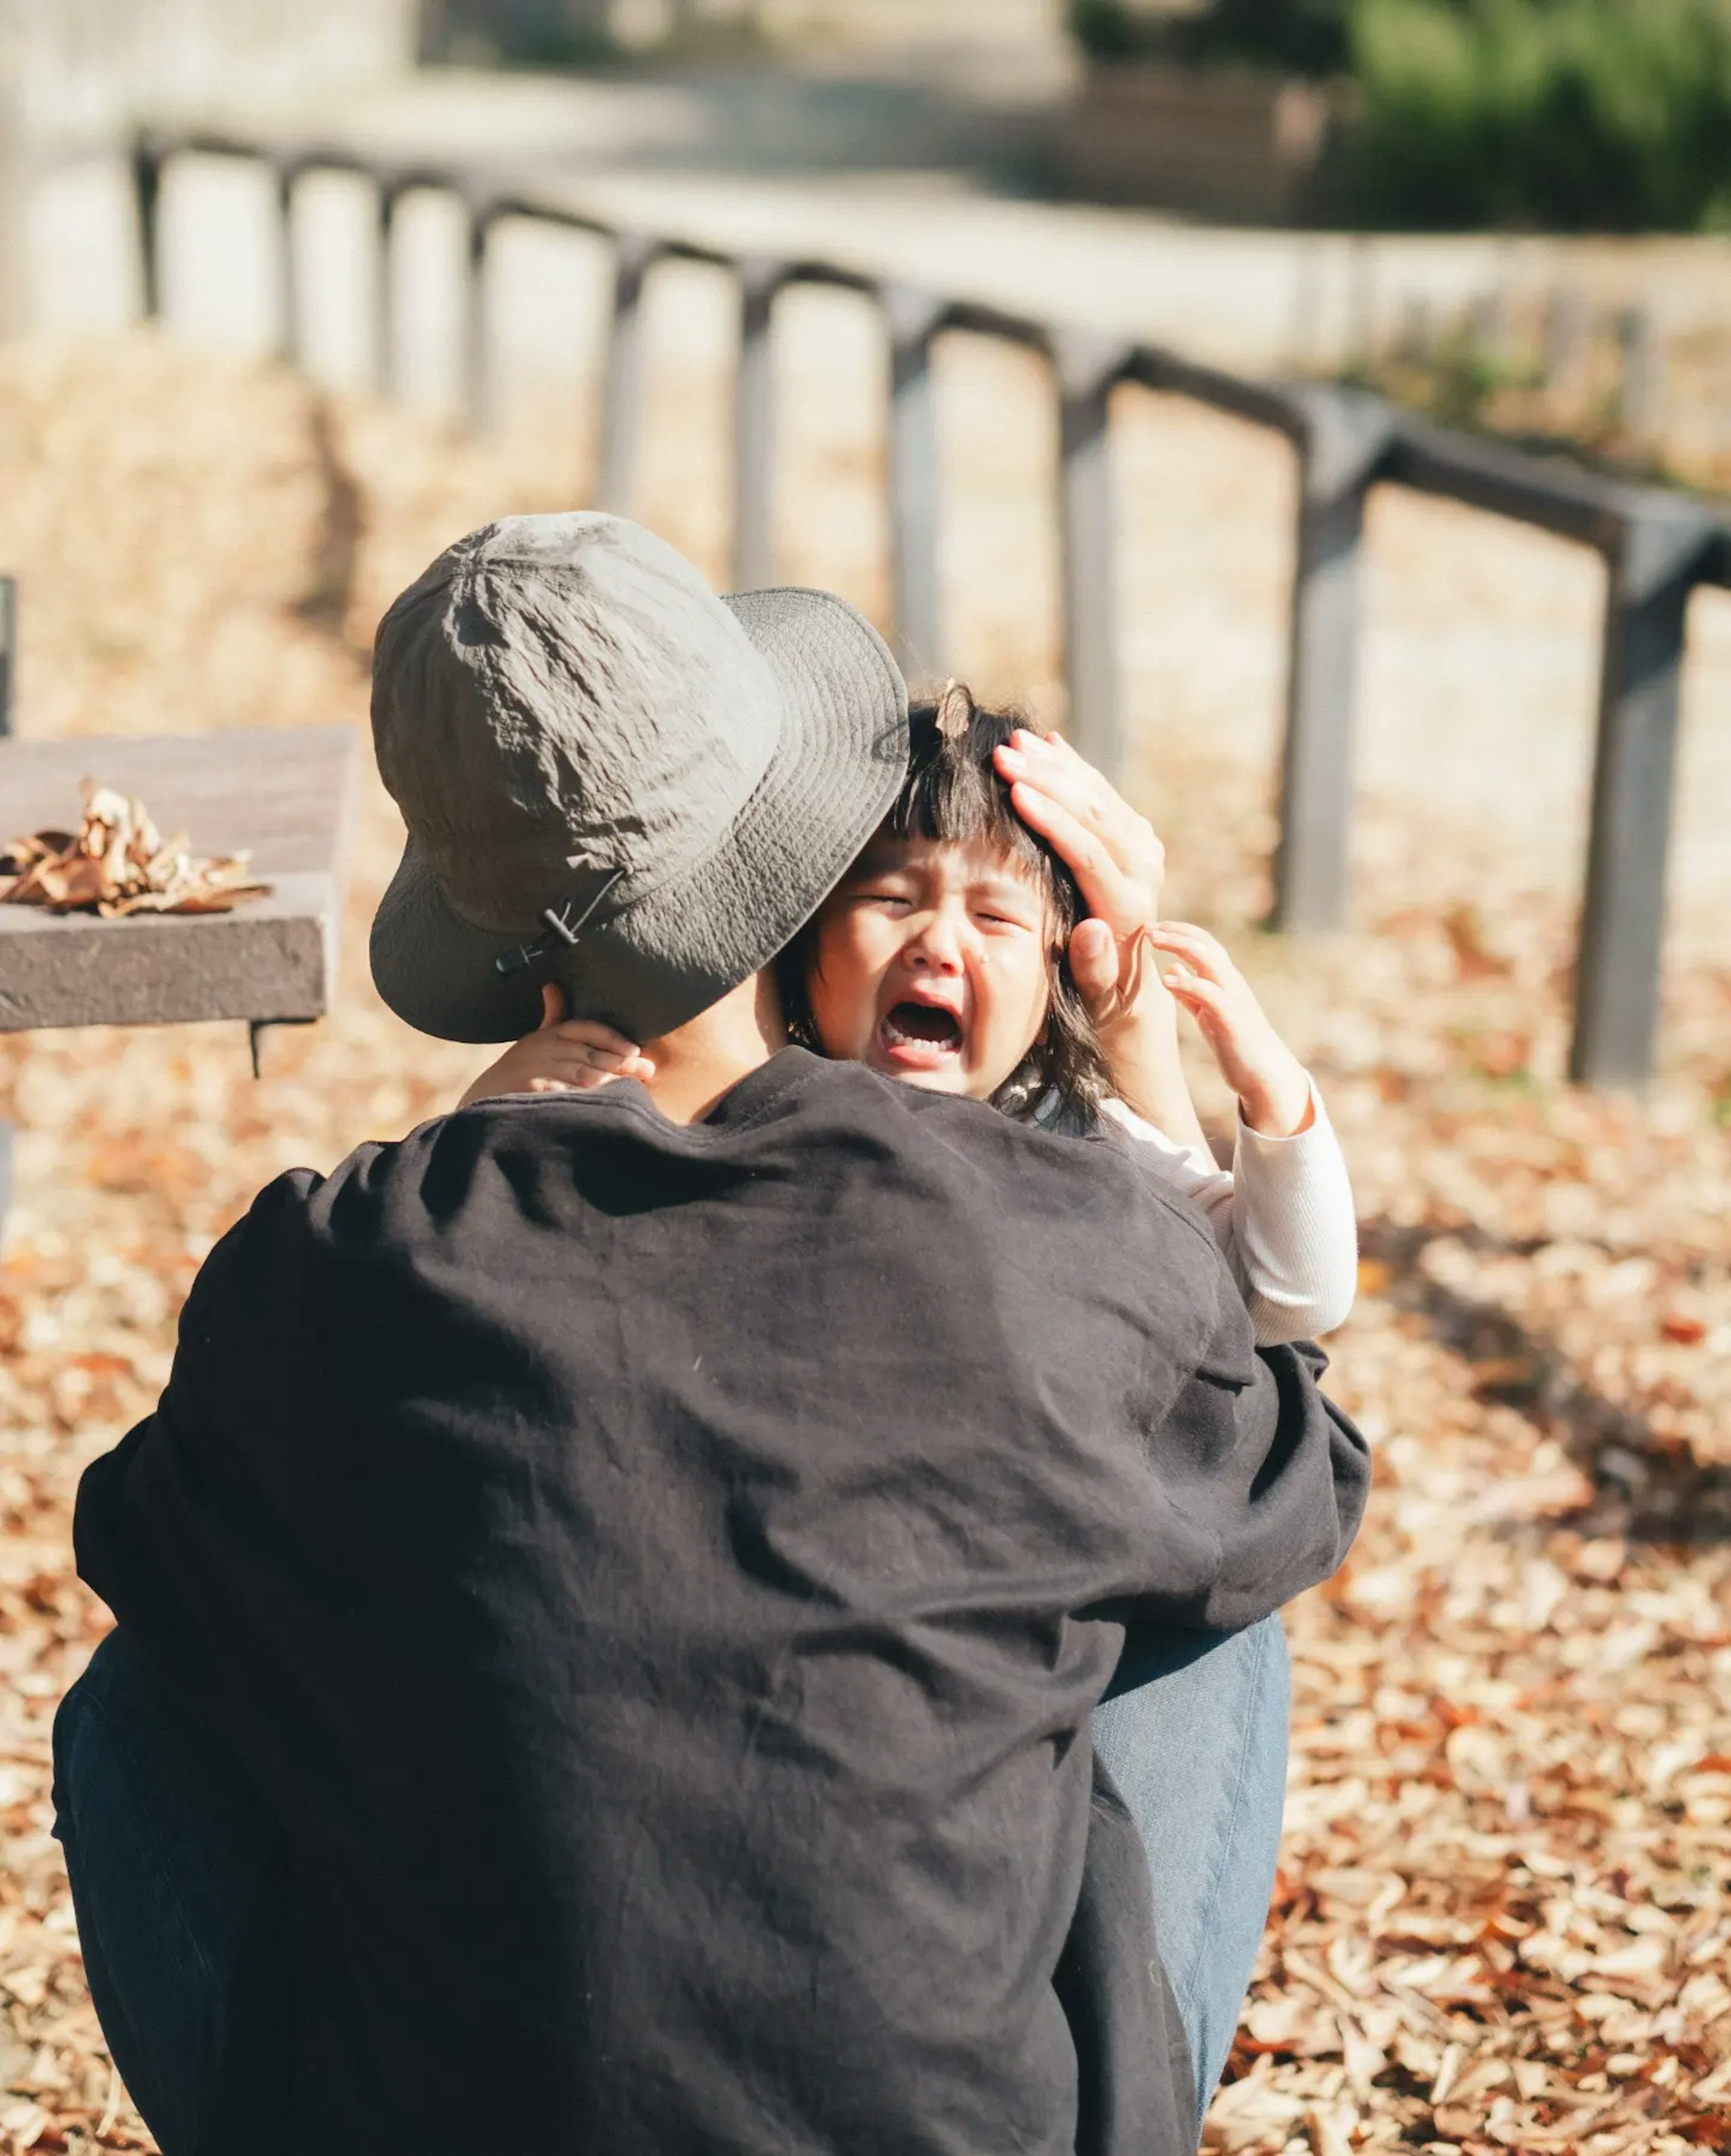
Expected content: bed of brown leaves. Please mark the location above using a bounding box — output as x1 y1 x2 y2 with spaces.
0 331 1726 2156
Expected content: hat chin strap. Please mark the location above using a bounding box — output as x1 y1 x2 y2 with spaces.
494 869 624 978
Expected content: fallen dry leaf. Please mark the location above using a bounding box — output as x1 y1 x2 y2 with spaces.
1 780 269 919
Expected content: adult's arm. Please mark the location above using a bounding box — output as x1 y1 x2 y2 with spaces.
72 1167 330 1720
1131 1292 1370 1636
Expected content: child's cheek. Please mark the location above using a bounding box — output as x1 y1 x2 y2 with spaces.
805 934 870 1059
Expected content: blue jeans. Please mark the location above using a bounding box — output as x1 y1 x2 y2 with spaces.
1097 1615 1290 2121
54 1618 1288 2154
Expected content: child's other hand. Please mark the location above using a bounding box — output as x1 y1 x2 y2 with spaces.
1147 924 1313 1138
458 985 654 1111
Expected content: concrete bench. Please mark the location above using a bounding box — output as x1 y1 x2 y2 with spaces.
0 723 360 1230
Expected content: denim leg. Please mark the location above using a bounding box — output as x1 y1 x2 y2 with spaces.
51 1629 287 2156
1090 1614 1290 2127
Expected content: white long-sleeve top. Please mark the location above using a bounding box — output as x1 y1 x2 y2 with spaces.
1098 1084 1358 1346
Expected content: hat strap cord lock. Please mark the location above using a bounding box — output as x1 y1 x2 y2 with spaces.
495 869 624 977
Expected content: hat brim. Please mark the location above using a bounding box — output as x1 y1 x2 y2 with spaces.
370 586 908 1045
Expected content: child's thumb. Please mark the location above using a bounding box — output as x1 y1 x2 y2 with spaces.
539 982 568 1029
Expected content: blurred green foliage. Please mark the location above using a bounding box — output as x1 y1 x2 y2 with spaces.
1070 0 1731 230
1183 0 1352 71
1067 0 1350 70
1349 0 1731 230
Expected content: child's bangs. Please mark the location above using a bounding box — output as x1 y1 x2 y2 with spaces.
884 708 1052 892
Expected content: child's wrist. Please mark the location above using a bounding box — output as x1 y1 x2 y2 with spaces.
1237 1066 1314 1139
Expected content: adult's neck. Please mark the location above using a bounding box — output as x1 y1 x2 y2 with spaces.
637 970 785 1125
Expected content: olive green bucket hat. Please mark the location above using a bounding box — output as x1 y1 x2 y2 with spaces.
369 513 908 1044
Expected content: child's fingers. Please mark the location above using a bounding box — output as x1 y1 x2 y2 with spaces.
530 1046 657 1081
1145 923 1236 983
529 1065 618 1093
551 1019 641 1059
1163 965 1232 1020
554 1041 641 1078
505 1050 624 1091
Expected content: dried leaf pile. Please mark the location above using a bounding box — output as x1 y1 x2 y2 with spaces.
0 332 1726 2156
0 781 269 918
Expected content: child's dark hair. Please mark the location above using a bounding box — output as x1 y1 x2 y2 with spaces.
777 684 1113 1122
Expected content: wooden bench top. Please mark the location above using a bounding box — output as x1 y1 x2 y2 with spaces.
0 725 360 1033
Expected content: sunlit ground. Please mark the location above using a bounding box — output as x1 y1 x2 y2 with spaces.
0 333 1726 2154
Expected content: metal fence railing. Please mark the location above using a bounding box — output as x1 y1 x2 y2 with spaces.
129 128 1731 1090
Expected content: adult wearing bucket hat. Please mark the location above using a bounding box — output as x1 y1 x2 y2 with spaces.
368 511 909 1046
59 515 1366 2156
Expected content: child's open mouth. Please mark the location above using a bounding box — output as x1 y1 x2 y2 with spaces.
879 1000 964 1069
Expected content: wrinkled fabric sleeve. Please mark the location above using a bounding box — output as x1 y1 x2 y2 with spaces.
1125 1293 1371 1637
73 1168 326 1725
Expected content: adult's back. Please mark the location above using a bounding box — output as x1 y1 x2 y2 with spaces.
76 1051 1367 2155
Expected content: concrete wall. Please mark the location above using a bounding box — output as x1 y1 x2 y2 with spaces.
4 0 420 149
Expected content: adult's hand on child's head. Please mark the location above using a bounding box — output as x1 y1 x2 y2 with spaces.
992 730 1167 1030
457 984 656 1110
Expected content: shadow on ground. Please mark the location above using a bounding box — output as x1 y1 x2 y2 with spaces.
1359 1216 1731 1544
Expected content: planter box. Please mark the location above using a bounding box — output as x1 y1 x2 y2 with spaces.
1049 61 1343 224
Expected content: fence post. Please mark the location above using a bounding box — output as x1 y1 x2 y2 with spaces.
0 69 24 341
1543 287 1590 395
1393 292 1433 367
598 234 653 516
276 160 301 369
1467 287 1509 367
1569 507 1713 1087
1055 334 1127 778
0 575 14 1244
463 198 493 437
734 257 781 591
375 181 399 398
1272 388 1395 933
0 575 15 738
884 284 944 683
131 133 163 322
1616 307 1666 448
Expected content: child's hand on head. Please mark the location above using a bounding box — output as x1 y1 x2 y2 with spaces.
458 985 655 1111
1148 925 1313 1138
